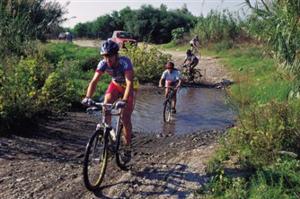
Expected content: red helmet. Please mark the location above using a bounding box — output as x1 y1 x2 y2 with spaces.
165 61 175 69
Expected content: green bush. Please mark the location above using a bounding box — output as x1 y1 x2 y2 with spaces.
224 101 300 168
171 27 185 43
213 40 234 52
79 56 100 71
0 56 51 132
201 158 300 199
121 44 171 82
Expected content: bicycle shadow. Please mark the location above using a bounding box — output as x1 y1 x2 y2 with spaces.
92 163 211 199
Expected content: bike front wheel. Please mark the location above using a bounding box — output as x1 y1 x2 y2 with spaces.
163 99 172 122
115 123 129 170
83 129 108 191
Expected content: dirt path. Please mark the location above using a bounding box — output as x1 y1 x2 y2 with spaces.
163 50 233 87
0 41 233 199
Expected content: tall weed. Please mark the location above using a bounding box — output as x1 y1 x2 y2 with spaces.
244 0 300 75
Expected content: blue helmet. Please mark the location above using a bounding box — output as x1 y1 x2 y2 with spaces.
100 40 119 55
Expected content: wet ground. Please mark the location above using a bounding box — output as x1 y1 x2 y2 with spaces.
0 112 222 199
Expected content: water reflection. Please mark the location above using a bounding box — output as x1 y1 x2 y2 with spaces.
132 85 235 135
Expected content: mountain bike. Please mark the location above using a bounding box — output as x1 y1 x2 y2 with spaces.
181 64 202 84
163 87 176 123
83 99 129 191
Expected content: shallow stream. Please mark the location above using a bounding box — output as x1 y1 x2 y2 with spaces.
132 85 235 135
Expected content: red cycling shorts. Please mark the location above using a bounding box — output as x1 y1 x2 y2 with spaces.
105 82 134 106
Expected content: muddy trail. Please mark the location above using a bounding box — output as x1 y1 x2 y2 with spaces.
0 41 234 199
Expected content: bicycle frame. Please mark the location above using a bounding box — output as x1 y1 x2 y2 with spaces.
83 100 128 190
90 102 123 147
166 87 176 102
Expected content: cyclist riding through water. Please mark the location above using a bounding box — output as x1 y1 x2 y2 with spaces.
82 39 134 162
159 61 182 114
183 49 199 80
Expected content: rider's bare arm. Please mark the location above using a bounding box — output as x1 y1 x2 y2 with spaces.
176 79 182 90
183 57 188 65
86 71 103 98
123 70 134 102
159 78 164 87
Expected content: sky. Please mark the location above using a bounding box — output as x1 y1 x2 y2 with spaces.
56 0 250 28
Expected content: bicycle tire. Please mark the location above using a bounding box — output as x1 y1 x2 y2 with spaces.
192 69 202 83
115 123 129 170
163 99 172 122
83 129 108 191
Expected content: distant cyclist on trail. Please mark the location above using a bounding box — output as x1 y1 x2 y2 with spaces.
189 35 200 56
159 61 182 114
82 39 134 161
183 49 199 79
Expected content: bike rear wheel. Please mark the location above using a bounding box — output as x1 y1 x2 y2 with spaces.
115 123 129 170
163 99 172 122
192 69 202 83
83 129 108 190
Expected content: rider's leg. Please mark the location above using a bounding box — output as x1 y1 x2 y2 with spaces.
172 90 177 110
165 81 172 98
165 87 170 98
188 65 193 81
104 83 119 124
190 61 199 78
122 94 134 146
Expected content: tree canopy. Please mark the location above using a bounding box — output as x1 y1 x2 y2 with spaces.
72 4 197 44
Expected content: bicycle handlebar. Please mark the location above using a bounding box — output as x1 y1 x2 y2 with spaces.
86 99 125 113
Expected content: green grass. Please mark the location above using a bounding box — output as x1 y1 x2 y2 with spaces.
45 42 99 65
194 44 300 198
214 46 292 104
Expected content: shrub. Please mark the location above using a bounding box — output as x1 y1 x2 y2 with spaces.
171 27 185 44
213 40 234 52
121 44 171 82
0 56 52 132
224 100 300 168
79 56 100 71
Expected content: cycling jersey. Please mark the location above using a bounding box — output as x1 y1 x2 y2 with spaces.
96 56 133 84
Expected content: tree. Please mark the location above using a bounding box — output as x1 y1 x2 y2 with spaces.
70 4 196 44
0 0 66 58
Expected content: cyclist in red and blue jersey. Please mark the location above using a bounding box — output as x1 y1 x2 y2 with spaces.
82 40 134 161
